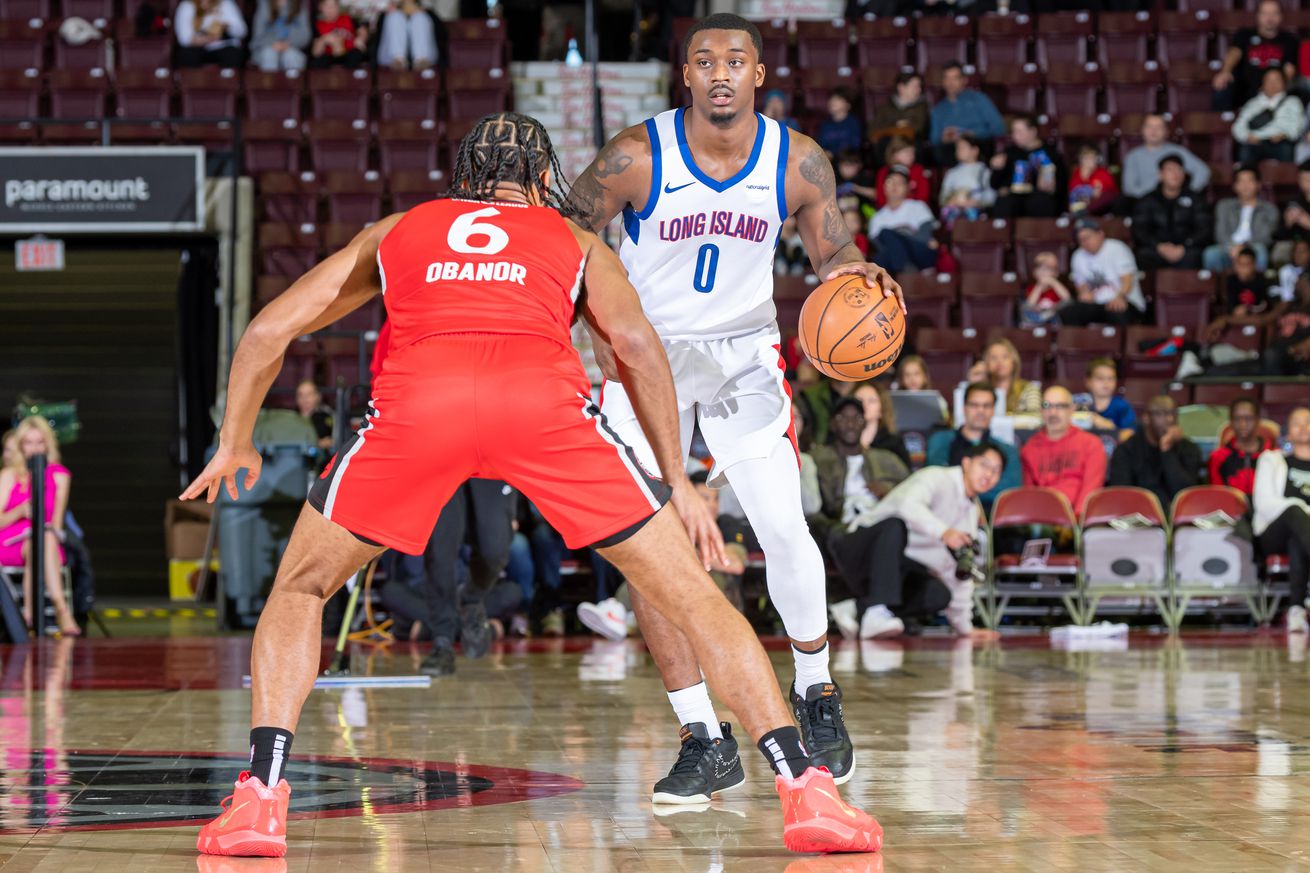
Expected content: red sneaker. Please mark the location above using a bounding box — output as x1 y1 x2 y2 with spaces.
196 772 290 857
777 766 882 854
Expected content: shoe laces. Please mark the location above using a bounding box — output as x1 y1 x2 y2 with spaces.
805 694 842 745
669 735 713 776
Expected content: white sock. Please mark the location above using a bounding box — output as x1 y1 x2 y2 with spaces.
667 681 722 739
792 642 832 696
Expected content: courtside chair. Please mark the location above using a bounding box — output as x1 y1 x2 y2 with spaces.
1079 487 1172 628
978 487 1082 630
1169 485 1269 624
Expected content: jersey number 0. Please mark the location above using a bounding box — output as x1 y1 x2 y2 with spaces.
693 243 719 294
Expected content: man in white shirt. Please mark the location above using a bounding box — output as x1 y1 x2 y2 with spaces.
867 170 938 275
1061 217 1146 326
829 441 1003 640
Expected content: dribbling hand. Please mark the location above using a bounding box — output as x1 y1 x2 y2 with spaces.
826 262 907 317
179 443 263 503
670 481 729 572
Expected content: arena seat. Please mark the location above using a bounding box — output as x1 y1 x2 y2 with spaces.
1044 62 1103 119
980 62 1042 115
1104 62 1163 116
1193 382 1258 409
959 272 1019 329
1171 485 1269 622
323 171 384 225
113 20 171 70
1165 60 1222 116
255 275 293 312
952 218 1010 274
275 335 320 389
1054 114 1115 160
898 272 957 334
320 335 370 388
1035 11 1093 70
0 0 52 18
1053 325 1121 380
307 67 371 122
1122 325 1191 379
258 223 320 277
244 119 303 174
1013 217 1073 279
1080 486 1171 624
1262 382 1305 423
750 18 791 72
306 119 372 174
1096 11 1154 66
1156 11 1215 67
246 70 305 122
176 67 239 119
0 69 39 120
114 68 172 119
978 486 1082 629
915 15 971 71
1257 159 1300 203
389 169 447 211
859 65 901 111
445 69 510 122
47 68 108 119
377 68 440 121
797 67 858 118
1180 110 1235 166
912 327 982 389
1122 378 1191 416
1212 323 1265 356
974 12 1032 73
0 19 46 70
1099 215 1133 244
258 171 318 224
444 17 508 70
377 120 441 175
53 33 107 69
854 16 910 69
1153 269 1216 331
62 0 112 21
987 326 1051 382
794 18 850 70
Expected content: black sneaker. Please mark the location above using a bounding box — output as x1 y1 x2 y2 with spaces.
420 641 456 677
651 722 745 805
459 603 492 660
790 680 855 785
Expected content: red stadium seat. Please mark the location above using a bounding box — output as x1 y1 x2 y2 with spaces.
172 120 235 152
1257 159 1300 203
1104 63 1163 117
389 169 447 211
1121 378 1191 416
1054 326 1121 380
1054 114 1115 158
1167 62 1223 116
1194 382 1258 408
246 70 305 122
951 218 1010 275
1096 11 1154 67
899 272 957 334
975 12 1032 74
244 118 303 174
114 67 172 119
1171 485 1259 612
1213 322 1265 355
307 66 371 122
62 0 113 21
915 15 971 71
445 69 509 122
1080 488 1169 620
258 222 320 277
797 67 858 118
1035 11 1093 70
980 62 1042 115
176 67 238 119
912 327 983 389
1153 269 1217 330
979 487 1082 628
854 16 910 70
1099 216 1133 245
53 33 107 70
960 272 1020 329
323 171 384 225
1013 217 1072 280
47 67 107 119
1123 325 1191 378
987 326 1052 382
751 18 791 72
1180 111 1235 166
113 20 171 70
0 69 39 119
0 0 51 17
306 119 372 174
1177 0 1232 13
377 68 440 121
320 335 368 387
1044 62 1103 119
443 117 478 172
1263 382 1306 423
258 171 319 224
378 119 441 175
1156 11 1216 67
794 19 849 70
255 275 293 311
0 19 46 70
860 65 901 111
444 17 507 70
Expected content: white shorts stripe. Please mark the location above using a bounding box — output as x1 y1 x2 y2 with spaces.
577 394 661 511
323 401 378 520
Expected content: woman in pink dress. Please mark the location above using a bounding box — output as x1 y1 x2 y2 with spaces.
0 418 79 635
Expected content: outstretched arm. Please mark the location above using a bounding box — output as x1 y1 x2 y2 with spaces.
788 132 906 314
182 214 401 502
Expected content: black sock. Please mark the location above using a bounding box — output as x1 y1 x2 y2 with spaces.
757 726 813 779
249 726 294 786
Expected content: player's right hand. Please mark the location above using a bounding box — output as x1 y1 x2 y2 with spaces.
670 480 729 572
180 443 263 504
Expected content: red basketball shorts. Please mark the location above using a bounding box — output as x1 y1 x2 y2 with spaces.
308 334 669 554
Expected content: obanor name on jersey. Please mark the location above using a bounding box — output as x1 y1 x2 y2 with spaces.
425 260 529 286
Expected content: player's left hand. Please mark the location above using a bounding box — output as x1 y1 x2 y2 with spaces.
826 262 906 316
669 479 729 572
180 442 263 504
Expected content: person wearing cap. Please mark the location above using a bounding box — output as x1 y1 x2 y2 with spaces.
866 170 938 275
1061 217 1147 327
1132 154 1212 270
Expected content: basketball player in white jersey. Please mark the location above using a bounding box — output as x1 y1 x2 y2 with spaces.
567 13 906 804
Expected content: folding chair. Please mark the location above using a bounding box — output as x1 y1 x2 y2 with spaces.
1169 485 1268 624
1080 487 1172 627
978 487 1082 629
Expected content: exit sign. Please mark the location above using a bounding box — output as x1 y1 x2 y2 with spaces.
15 238 65 271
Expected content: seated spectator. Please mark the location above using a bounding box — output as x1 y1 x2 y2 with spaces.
1068 144 1119 217
1108 396 1201 508
867 170 938 275
1080 358 1137 440
250 0 311 71
983 337 1040 415
1020 385 1108 514
930 61 1005 167
853 382 911 469
938 135 994 228
892 354 950 422
1277 237 1310 301
843 205 869 258
774 215 808 276
1209 396 1275 496
926 381 1021 509
1253 406 1310 633
818 88 864 157
798 375 863 446
762 89 800 131
1213 0 1300 111
828 442 1003 640
294 378 334 455
1122 114 1211 201
1132 155 1211 270
835 150 878 211
1262 272 1310 375
685 471 748 612
808 397 910 537
1274 160 1310 263
174 0 247 68
966 357 988 384
310 0 368 68
1232 67 1305 164
378 0 438 71
1204 245 1275 343
1062 217 1147 327
869 71 929 147
875 137 929 208
0 418 80 636
989 115 1065 220
1020 250 1073 327
1205 165 1279 271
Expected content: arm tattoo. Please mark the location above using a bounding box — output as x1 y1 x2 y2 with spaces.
565 136 636 233
797 142 862 271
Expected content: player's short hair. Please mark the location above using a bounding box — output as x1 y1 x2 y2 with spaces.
961 439 1007 472
1086 357 1117 378
683 13 763 60
447 112 579 219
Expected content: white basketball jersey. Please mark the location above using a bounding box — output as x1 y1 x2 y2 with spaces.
619 108 790 341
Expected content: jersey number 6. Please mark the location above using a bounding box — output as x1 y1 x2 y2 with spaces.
693 243 719 294
448 207 510 255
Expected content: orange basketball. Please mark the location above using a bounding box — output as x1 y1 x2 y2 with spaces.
797 274 905 382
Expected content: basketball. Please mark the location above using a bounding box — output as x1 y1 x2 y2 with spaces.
797 274 906 382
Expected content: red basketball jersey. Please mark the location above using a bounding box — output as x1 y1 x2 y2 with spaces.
376 198 586 356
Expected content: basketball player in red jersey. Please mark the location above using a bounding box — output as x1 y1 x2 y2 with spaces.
567 14 907 805
183 114 881 858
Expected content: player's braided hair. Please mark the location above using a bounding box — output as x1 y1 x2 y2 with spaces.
446 112 582 220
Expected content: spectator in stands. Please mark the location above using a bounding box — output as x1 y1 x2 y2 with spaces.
1213 0 1300 112
1275 161 1310 263
1262 272 1310 375
799 374 865 446
989 115 1065 220
294 379 333 455
1277 237 1310 301
1205 246 1274 343
1068 145 1119 217
250 0 311 71
762 89 799 131
809 397 910 533
875 137 929 207
1108 396 1201 508
869 71 929 148
926 381 1021 509
893 354 950 422
0 418 80 636
774 215 808 276
310 0 368 68
853 382 911 469
1020 250 1073 327
174 0 248 68
1232 67 1305 164
930 61 1005 167
818 88 864 157
1206 166 1282 271
1210 396 1275 496
1132 155 1211 270
843 206 869 258
1062 217 1147 327
1021 385 1108 514
939 134 994 228
1253 405 1310 633
828 442 1002 640
835 150 878 211
867 170 938 275
982 337 1040 415
378 0 438 71
1081 358 1137 440
1121 114 1211 201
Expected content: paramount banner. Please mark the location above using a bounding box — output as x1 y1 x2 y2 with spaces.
0 146 205 232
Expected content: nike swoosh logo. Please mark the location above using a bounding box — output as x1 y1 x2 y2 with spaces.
664 181 695 194
218 800 251 829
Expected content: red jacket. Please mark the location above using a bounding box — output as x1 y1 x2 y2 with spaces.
1020 427 1107 514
